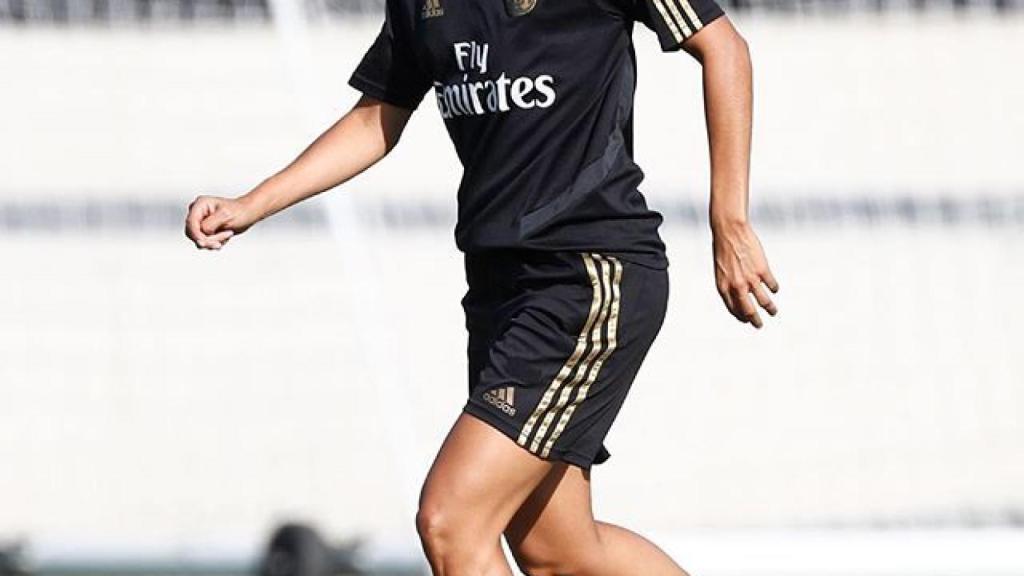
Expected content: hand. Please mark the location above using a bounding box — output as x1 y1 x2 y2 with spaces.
712 219 779 329
184 195 259 250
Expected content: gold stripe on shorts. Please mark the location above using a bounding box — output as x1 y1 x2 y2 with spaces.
530 254 615 455
517 253 604 447
541 256 623 458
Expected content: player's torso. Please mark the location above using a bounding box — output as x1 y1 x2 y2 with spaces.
389 0 666 266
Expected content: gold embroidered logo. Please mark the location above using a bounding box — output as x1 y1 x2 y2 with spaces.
505 0 537 17
422 0 444 19
483 386 517 416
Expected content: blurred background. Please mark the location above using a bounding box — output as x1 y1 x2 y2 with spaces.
1 0 1022 574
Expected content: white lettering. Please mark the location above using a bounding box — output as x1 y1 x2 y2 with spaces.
434 42 559 118
468 81 486 115
454 42 472 72
475 43 489 75
434 84 451 119
534 75 557 109
496 73 513 112
510 77 536 109
484 80 498 112
444 84 466 116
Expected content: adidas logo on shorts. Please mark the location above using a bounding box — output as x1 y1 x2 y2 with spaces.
483 386 517 416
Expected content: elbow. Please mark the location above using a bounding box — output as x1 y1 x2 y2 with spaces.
732 29 750 54
351 95 411 155
718 25 750 64
707 29 751 74
734 33 751 66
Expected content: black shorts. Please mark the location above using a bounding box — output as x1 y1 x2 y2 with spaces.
461 250 669 469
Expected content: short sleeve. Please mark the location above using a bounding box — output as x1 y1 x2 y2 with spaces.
349 13 432 110
632 0 725 52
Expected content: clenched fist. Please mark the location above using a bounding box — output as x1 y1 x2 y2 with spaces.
184 195 260 250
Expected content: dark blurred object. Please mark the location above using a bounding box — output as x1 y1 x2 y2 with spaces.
260 523 362 576
0 542 28 576
1 0 1021 24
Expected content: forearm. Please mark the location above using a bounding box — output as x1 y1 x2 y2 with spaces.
700 28 753 229
240 97 410 222
682 20 777 328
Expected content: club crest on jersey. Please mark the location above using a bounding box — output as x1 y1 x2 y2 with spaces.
505 0 537 17
421 0 443 19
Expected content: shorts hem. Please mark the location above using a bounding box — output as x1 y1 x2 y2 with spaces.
462 401 598 470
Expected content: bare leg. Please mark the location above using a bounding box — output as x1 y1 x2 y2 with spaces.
505 465 689 576
417 412 556 576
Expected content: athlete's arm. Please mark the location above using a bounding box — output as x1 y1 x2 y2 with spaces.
184 95 413 250
683 17 780 329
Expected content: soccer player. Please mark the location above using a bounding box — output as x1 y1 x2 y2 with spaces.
185 0 778 573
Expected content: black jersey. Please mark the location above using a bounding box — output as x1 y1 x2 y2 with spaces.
349 0 724 269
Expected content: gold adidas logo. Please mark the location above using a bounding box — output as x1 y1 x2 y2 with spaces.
422 0 444 19
483 386 516 416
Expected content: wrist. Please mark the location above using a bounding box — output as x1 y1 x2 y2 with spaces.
238 184 275 223
709 184 750 232
710 210 748 232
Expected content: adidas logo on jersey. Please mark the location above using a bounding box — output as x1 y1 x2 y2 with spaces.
483 386 517 416
422 0 443 20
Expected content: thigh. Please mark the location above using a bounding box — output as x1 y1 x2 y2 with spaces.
419 412 556 535
504 465 602 566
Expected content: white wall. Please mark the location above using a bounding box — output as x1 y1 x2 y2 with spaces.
2 15 1023 199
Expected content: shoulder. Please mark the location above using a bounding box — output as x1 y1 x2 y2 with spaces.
383 0 422 21
381 0 422 35
385 0 418 11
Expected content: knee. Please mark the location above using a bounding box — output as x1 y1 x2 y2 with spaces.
416 503 504 573
415 503 452 551
416 501 491 564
